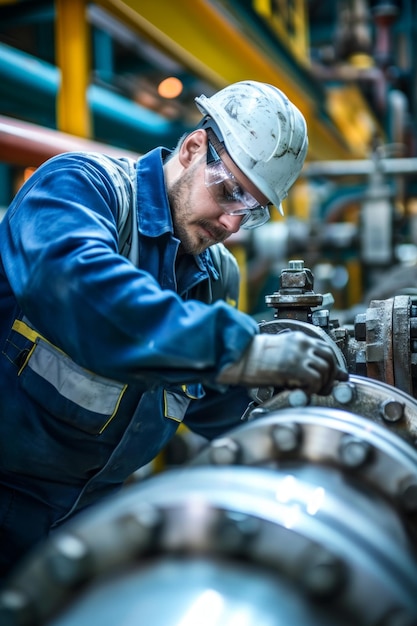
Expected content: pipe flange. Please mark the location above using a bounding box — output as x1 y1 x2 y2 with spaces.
250 374 417 448
193 403 417 529
2 466 417 625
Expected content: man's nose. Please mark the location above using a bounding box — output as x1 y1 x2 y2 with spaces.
218 212 243 233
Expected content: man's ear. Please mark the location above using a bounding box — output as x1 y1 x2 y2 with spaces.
178 129 207 168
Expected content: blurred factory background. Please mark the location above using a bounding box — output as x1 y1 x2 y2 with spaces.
1 0 417 314
3 2 417 625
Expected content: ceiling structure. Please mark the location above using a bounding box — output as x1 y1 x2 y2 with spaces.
0 0 415 162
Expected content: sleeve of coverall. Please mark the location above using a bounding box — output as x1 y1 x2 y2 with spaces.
0 155 258 386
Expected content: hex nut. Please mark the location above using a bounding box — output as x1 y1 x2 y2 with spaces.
209 438 240 465
379 399 405 423
271 423 301 453
338 435 372 468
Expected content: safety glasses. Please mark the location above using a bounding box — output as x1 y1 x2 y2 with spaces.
205 141 270 230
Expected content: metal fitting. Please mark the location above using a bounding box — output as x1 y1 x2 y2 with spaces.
46 534 90 586
338 434 372 468
209 438 240 465
288 389 309 407
333 382 355 405
354 313 367 342
297 546 347 598
0 589 34 626
379 399 405 423
271 423 301 453
398 475 417 512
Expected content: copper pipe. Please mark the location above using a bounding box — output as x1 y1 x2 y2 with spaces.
0 115 140 168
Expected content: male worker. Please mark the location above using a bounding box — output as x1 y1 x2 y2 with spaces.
0 80 347 580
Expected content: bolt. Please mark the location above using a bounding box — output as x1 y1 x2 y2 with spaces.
0 589 34 626
209 438 240 465
118 506 162 554
280 263 314 291
354 313 367 341
288 260 304 271
46 534 90 586
338 434 372 468
380 399 405 423
355 350 367 376
332 327 348 341
332 382 355 405
298 545 347 598
288 389 309 407
398 475 417 512
271 423 301 453
217 512 260 554
132 505 162 530
312 310 329 328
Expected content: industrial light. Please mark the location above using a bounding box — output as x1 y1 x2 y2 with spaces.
158 76 183 99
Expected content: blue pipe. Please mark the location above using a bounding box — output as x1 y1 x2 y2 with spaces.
0 43 191 152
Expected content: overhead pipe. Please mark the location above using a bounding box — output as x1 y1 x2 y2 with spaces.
0 115 140 168
0 43 190 155
302 156 417 178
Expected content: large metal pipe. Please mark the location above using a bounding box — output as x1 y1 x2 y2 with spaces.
3 267 417 626
0 115 140 168
2 405 417 625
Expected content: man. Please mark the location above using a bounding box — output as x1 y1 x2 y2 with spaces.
0 80 347 579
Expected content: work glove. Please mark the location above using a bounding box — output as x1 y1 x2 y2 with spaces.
216 331 348 396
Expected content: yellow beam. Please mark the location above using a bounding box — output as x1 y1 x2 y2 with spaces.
55 0 92 137
97 0 360 160
98 0 306 103
96 0 228 88
254 0 309 64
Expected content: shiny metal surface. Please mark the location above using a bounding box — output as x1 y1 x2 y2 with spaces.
261 261 417 400
194 403 417 530
48 558 354 626
245 374 417 446
3 258 417 625
2 464 417 625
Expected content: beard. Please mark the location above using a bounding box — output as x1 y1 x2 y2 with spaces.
168 162 229 256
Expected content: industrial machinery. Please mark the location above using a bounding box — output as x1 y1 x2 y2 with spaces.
259 258 417 402
0 0 416 620
1 260 417 625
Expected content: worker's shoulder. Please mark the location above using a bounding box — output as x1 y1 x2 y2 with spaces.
37 151 135 175
35 152 137 192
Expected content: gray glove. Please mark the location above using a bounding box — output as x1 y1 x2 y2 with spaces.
217 331 348 396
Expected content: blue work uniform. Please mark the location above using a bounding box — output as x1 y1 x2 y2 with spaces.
0 148 258 579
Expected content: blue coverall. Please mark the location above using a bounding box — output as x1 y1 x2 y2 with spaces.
0 147 258 579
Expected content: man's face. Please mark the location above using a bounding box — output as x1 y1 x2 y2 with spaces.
168 154 241 256
167 134 269 256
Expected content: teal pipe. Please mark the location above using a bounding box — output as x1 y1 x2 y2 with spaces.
0 43 191 152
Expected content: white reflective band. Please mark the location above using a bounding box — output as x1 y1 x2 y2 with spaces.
27 338 126 416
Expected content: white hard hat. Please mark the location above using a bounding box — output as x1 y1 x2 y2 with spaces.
195 80 308 215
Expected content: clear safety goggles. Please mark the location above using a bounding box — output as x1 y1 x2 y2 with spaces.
205 141 270 230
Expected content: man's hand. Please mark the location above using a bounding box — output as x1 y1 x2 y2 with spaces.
217 331 348 396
